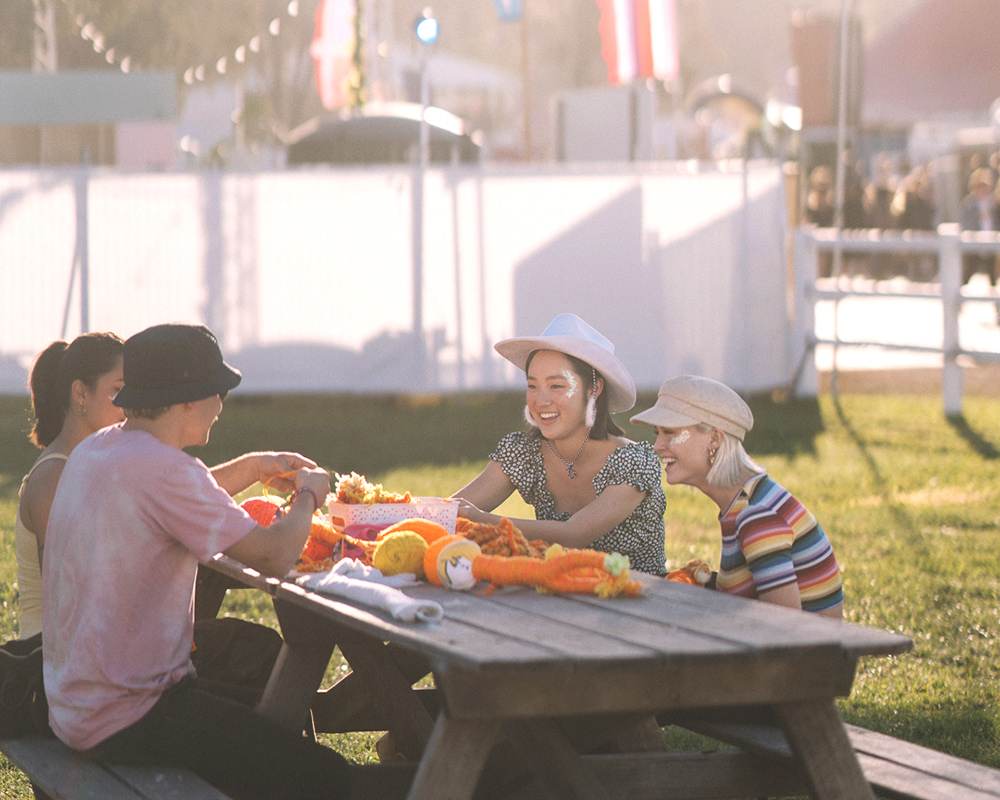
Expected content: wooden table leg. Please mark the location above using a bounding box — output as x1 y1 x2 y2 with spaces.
257 599 338 734
406 715 503 800
194 563 241 621
507 719 612 800
337 638 436 760
775 698 876 800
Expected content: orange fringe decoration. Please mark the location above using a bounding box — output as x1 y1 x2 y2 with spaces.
455 517 549 558
333 472 412 505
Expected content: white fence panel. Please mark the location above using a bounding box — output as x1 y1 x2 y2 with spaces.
0 162 791 397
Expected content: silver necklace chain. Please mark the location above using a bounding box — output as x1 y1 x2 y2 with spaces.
546 429 591 479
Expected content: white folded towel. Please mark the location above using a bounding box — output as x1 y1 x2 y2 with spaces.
296 559 443 623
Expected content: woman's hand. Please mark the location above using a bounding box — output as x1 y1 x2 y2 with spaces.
257 452 318 492
210 451 318 497
454 497 493 524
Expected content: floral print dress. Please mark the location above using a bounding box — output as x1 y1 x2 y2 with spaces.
490 431 667 575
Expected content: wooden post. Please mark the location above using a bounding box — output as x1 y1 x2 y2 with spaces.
938 223 963 416
792 226 819 397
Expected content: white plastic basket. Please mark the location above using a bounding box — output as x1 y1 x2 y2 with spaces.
326 497 459 533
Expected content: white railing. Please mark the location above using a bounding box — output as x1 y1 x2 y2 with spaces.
793 224 1000 416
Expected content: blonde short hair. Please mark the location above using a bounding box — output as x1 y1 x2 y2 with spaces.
699 425 763 488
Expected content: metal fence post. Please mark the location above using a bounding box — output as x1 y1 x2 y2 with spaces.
791 226 818 397
938 223 963 416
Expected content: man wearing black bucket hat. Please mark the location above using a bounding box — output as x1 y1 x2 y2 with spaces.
41 323 409 798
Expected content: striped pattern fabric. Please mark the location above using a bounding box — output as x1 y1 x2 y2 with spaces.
716 473 843 613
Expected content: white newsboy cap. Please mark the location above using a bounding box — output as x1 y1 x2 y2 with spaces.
630 375 754 440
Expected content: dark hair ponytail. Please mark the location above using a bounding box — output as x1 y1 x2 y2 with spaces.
28 332 123 448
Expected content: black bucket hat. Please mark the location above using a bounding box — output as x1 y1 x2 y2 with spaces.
113 323 242 408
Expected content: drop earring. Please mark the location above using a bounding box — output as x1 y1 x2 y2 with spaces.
586 367 597 427
708 448 718 466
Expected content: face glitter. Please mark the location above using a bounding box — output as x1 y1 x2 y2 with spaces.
561 369 579 398
669 429 691 446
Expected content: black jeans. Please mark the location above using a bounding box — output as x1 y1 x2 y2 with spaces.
85 677 354 800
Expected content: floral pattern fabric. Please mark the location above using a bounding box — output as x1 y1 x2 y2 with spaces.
491 431 666 575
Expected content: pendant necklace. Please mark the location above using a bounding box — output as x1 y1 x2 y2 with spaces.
546 429 591 479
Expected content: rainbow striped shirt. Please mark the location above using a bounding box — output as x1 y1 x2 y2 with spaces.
716 473 843 613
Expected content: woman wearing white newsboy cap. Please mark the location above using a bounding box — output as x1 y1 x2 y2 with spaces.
632 375 843 617
452 313 666 575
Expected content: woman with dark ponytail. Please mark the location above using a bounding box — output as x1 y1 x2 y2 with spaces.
16 333 124 639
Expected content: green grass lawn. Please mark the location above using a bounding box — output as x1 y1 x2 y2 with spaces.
1 387 999 797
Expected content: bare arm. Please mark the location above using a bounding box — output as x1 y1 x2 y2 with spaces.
757 582 804 611
210 452 318 497
224 466 330 577
20 458 66 553
456 481 646 550
450 459 516 512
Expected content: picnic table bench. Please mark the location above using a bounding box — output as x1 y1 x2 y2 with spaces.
0 734 229 800
662 705 1000 800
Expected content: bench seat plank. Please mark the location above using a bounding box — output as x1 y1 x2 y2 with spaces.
846 724 1000 800
0 735 229 800
661 716 1000 800
109 764 232 800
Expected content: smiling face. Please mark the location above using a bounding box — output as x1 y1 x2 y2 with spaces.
524 350 590 437
651 424 715 488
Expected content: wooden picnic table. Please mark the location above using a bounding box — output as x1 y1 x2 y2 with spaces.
203 555 912 800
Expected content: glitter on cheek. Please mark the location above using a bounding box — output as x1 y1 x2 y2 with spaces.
561 369 579 398
669 429 691 446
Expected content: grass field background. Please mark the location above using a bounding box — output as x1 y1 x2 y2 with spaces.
2 380 999 796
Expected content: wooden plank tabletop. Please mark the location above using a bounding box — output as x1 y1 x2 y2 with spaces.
207 555 910 681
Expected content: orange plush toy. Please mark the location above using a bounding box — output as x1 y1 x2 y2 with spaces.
666 559 713 586
422 535 643 598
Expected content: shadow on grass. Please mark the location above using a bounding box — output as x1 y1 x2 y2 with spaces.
946 413 1000 460
832 396 886 485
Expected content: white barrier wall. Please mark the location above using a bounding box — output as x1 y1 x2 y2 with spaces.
0 162 790 396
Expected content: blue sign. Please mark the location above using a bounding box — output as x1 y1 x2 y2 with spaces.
493 0 521 22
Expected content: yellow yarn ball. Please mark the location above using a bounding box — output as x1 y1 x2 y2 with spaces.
372 531 428 578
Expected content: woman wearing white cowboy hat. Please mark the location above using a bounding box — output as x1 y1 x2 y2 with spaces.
452 313 666 575
631 375 843 617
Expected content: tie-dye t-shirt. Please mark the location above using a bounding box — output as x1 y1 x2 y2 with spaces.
715 472 843 612
42 425 257 751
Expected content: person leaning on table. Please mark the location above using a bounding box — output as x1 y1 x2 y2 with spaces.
41 323 410 800
631 375 844 618
452 313 667 575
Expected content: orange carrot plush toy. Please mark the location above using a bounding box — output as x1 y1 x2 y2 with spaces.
422 535 643 598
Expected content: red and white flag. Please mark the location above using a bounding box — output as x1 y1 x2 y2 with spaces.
597 0 679 85
311 0 354 109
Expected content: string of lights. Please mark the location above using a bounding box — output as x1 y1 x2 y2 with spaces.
57 0 305 83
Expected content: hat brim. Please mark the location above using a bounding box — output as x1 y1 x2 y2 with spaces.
629 406 703 430
113 363 242 408
494 335 636 413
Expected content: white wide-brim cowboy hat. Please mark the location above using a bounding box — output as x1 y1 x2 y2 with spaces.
494 313 637 413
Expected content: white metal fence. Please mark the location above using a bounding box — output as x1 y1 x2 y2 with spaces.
793 223 1000 415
